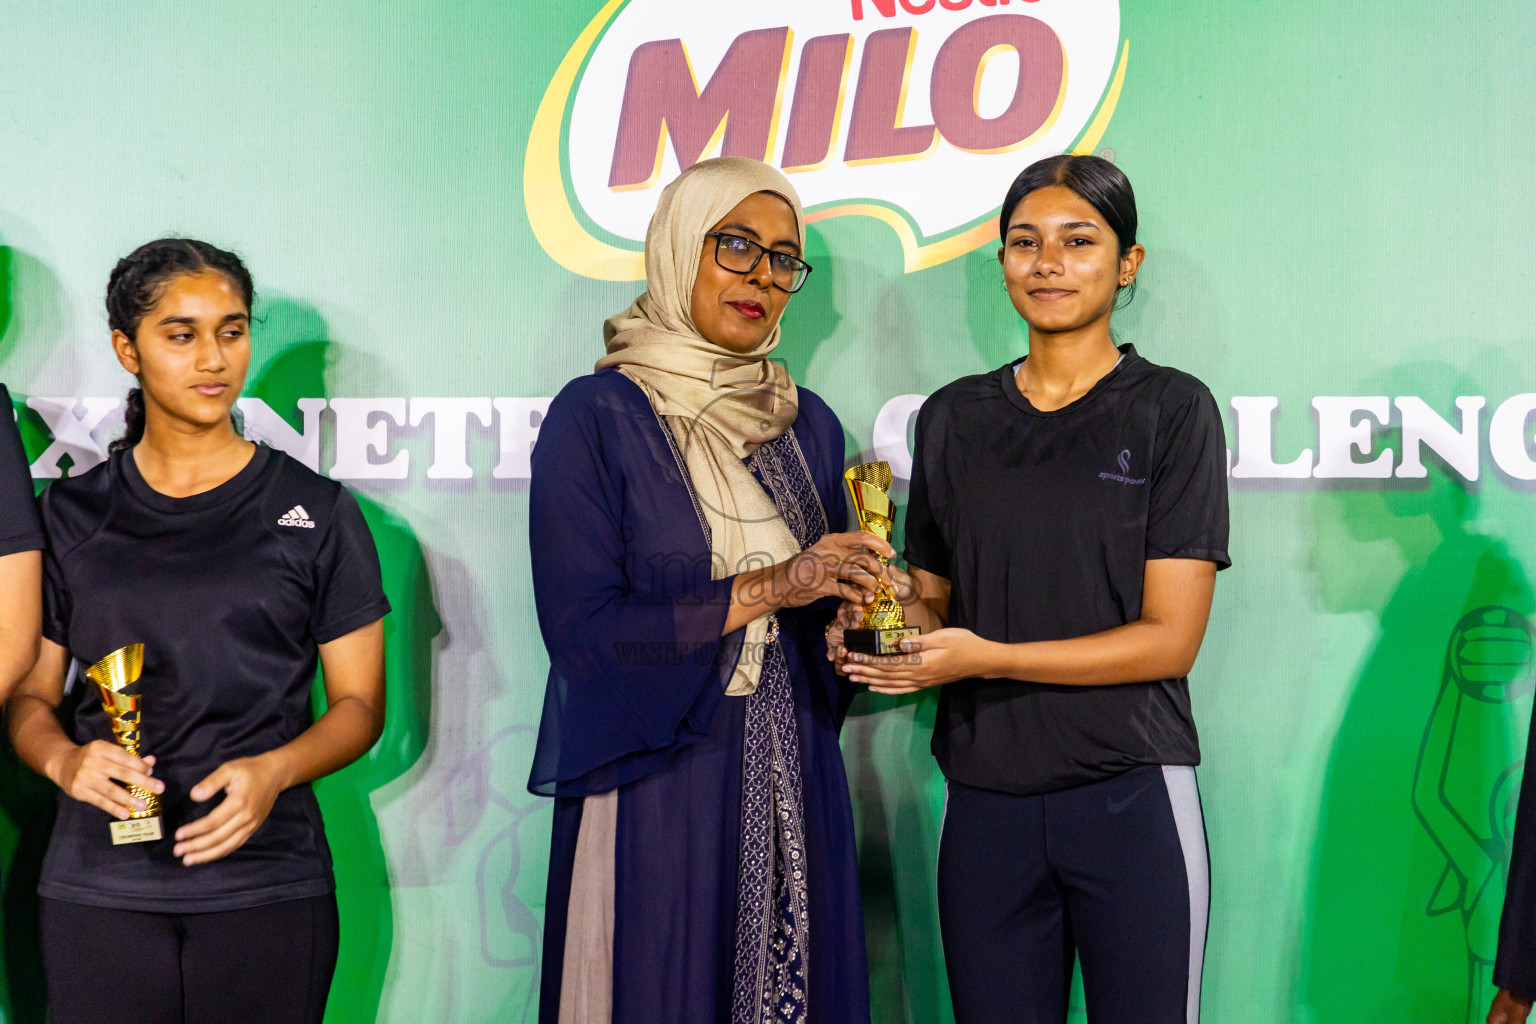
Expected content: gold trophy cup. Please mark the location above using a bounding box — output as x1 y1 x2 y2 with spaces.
85 644 162 845
843 462 920 657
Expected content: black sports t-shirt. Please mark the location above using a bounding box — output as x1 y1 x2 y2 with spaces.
904 344 1231 797
37 445 390 913
1 384 44 557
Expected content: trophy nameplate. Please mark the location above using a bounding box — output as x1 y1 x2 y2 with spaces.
843 462 920 657
85 645 162 845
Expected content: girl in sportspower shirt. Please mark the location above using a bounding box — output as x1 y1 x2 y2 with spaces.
841 155 1230 1024
8 239 389 1024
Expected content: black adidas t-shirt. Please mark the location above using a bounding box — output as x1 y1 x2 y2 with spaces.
37 445 390 912
904 345 1230 797
1 384 44 558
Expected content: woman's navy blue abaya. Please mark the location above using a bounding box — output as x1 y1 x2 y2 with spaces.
528 369 870 1024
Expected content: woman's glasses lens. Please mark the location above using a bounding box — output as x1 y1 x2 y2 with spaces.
710 233 811 293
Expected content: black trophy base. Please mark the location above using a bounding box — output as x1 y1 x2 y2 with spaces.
845 626 919 657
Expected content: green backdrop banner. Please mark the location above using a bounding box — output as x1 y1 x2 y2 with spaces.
3 2 1535 1021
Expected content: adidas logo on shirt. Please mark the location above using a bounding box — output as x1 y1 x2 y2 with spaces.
277 504 317 529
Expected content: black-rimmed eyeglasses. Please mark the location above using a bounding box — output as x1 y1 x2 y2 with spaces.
705 232 813 293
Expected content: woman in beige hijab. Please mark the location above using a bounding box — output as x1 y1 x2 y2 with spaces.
527 157 882 1024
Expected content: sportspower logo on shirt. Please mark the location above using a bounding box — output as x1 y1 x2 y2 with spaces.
1099 449 1146 485
277 505 317 529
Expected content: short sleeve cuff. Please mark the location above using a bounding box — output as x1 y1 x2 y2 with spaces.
1493 967 1536 1005
0 529 44 558
1147 545 1232 570
902 548 950 579
312 597 391 644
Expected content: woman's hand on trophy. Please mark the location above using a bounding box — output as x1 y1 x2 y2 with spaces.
173 753 287 865
841 534 897 602
779 531 895 609
845 627 999 694
54 741 162 820
727 533 895 634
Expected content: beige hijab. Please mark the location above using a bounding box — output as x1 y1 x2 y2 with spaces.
598 157 806 696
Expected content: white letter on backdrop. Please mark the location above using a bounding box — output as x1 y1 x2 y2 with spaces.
1229 397 1314 479
1394 396 1484 480
26 397 121 478
410 398 493 480
492 398 553 480
237 398 327 471
330 398 409 479
1312 396 1393 478
1490 394 1536 480
872 394 926 481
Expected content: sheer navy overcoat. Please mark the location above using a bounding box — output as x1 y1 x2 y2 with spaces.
528 369 870 1023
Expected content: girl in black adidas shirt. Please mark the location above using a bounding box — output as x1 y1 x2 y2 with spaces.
843 156 1230 1023
8 239 389 1024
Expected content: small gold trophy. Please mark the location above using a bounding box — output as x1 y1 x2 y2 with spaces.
843 462 920 657
85 644 162 845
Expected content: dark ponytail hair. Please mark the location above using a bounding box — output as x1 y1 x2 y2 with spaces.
998 154 1139 306
106 238 254 454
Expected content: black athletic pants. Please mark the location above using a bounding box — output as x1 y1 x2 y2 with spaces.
40 893 339 1024
938 766 1209 1024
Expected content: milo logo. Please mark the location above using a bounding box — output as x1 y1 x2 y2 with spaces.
526 0 1127 279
